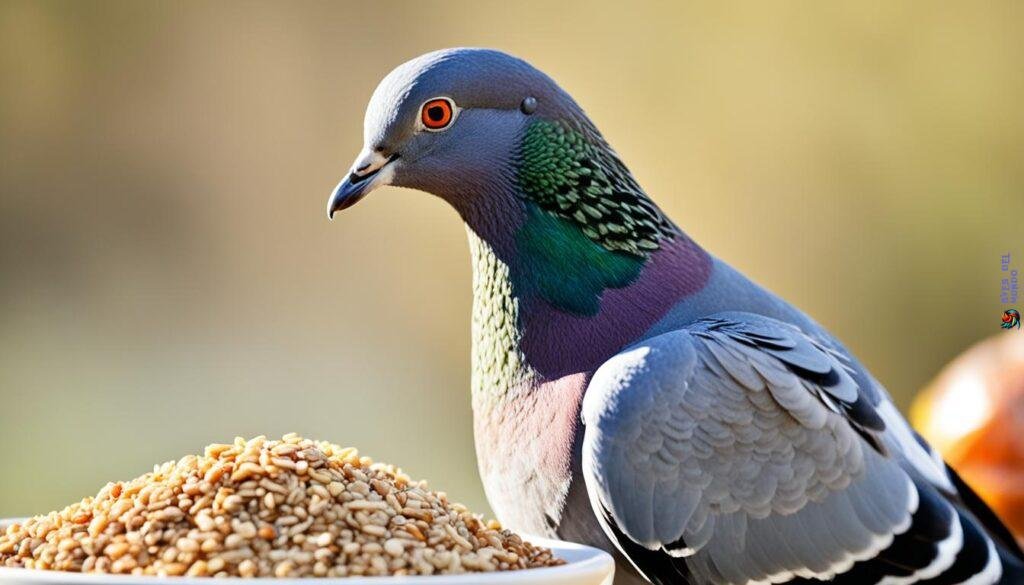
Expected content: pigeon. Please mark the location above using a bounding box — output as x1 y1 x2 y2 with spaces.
327 48 1024 584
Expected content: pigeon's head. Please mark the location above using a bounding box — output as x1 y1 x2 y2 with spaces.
327 48 583 218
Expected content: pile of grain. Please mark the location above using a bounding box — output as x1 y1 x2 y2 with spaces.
0 434 562 577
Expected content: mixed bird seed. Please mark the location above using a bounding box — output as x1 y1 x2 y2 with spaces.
0 434 563 577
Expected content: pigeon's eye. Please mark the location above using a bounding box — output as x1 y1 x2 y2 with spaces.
420 98 455 131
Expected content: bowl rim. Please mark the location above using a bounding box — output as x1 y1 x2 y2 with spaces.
0 518 614 583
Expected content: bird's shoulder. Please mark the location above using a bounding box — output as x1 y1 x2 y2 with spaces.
583 311 885 450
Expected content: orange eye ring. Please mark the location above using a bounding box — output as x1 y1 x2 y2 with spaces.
421 98 454 130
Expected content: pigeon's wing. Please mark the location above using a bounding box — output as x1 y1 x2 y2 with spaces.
582 312 1019 585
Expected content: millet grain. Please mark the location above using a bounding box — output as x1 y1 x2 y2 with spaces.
0 435 563 577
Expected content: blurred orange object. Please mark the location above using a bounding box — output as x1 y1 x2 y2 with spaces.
911 332 1024 541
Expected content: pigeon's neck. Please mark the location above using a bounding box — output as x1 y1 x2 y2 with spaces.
461 120 712 533
462 120 713 406
466 221 710 397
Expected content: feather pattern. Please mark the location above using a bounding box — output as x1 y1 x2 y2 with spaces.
582 313 1023 584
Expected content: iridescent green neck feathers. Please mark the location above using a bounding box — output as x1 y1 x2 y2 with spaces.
515 120 673 257
509 119 674 315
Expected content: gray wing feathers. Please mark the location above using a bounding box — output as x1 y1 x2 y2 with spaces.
582 312 916 584
690 455 916 583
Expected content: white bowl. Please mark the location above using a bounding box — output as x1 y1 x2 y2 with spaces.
0 519 614 585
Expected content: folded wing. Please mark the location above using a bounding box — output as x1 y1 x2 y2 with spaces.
582 312 1021 585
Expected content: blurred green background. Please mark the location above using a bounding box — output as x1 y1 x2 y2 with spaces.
1 1 1022 519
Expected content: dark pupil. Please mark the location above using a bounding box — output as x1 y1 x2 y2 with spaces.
427 105 446 123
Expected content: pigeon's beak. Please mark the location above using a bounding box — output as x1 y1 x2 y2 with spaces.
327 148 398 219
